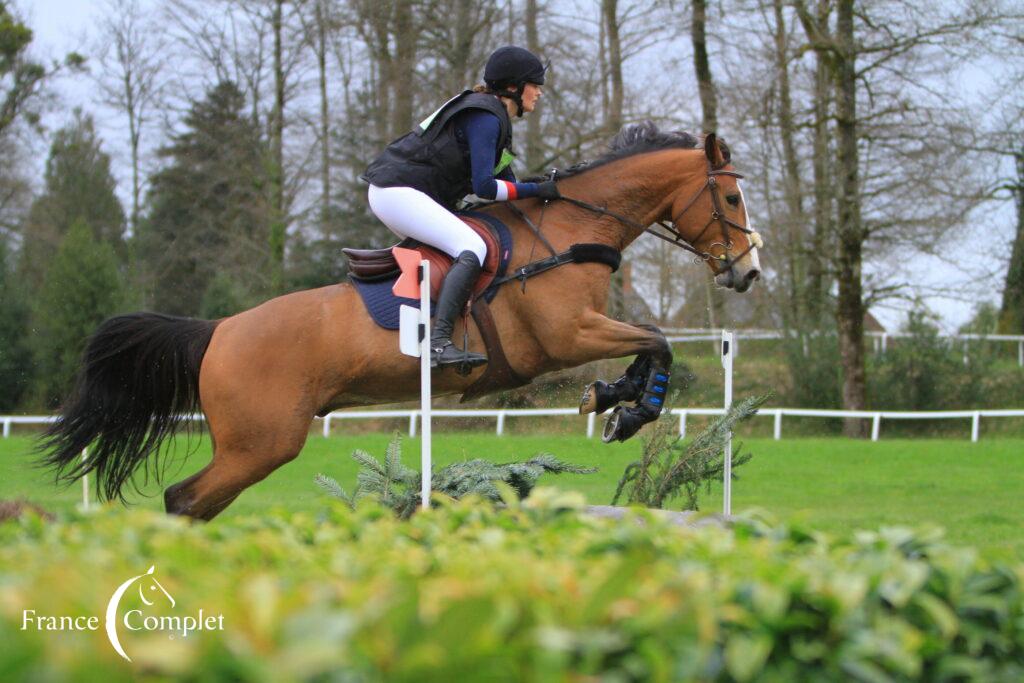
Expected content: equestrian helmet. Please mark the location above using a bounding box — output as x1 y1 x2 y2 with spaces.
484 46 547 88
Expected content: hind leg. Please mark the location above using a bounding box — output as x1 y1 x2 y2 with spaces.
164 394 313 521
164 443 306 521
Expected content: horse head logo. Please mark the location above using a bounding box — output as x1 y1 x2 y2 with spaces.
105 565 175 662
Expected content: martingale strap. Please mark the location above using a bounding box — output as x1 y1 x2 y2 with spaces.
489 243 621 290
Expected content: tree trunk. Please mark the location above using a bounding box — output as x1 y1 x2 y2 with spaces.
999 146 1024 334
772 0 806 327
602 0 623 135
691 0 723 332
524 0 542 174
390 0 415 139
834 0 866 436
691 0 717 134
269 0 286 293
315 0 330 237
128 96 141 235
601 0 625 318
807 0 831 327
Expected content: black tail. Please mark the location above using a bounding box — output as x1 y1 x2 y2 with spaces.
37 312 218 502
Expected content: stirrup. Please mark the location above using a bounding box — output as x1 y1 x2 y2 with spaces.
430 341 488 374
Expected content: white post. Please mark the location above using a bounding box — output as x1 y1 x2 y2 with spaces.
773 410 782 440
419 261 432 509
678 410 687 438
881 334 888 353
871 413 881 441
1018 340 1023 368
81 448 89 510
586 412 595 439
721 330 734 516
496 411 505 436
971 411 980 442
409 413 417 437
322 415 331 438
2 418 9 438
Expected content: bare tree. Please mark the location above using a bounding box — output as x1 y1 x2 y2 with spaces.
94 0 167 233
790 0 994 433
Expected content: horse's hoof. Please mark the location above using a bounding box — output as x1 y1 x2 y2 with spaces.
579 381 598 414
580 380 616 415
602 406 647 443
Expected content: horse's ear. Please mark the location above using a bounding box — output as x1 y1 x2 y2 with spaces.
704 133 726 168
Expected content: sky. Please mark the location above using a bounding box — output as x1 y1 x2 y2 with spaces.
21 0 1016 333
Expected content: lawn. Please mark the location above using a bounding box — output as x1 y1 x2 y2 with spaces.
3 430 1022 560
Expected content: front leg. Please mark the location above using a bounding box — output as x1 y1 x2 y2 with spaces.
555 313 674 442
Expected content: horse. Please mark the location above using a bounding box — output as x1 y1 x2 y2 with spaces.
38 123 762 521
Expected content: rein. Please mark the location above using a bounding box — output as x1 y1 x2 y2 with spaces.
473 159 764 294
559 164 763 272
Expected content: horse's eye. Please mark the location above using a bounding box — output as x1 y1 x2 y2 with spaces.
726 194 740 207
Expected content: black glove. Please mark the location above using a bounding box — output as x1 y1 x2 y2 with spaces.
535 180 561 200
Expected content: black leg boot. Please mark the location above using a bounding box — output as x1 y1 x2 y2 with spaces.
602 365 671 442
431 250 488 370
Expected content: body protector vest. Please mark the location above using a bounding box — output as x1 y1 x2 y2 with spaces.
362 91 514 211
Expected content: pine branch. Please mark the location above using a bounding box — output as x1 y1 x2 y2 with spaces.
316 443 595 519
613 394 770 512
314 473 358 507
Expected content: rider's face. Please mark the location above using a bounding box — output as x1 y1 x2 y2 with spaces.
520 83 543 113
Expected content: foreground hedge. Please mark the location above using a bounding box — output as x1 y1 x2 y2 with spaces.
0 490 1022 682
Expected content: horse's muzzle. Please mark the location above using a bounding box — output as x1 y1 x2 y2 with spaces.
715 266 760 293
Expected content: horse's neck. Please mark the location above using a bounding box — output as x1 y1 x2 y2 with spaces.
556 151 700 251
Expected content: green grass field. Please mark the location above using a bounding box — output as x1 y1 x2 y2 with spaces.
2 431 1022 561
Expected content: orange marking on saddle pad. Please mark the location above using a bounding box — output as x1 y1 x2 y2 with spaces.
391 247 423 299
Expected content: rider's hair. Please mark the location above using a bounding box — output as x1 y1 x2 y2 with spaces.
472 83 505 95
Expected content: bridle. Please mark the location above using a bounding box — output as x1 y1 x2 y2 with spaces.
646 162 763 272
548 161 764 274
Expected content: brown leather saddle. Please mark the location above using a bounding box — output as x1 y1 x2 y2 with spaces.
343 215 528 400
343 215 504 300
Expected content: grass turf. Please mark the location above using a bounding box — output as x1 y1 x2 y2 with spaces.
2 431 1022 561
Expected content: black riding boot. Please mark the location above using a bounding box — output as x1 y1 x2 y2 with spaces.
431 250 488 370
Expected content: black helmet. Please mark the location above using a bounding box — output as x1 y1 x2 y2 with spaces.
484 46 547 88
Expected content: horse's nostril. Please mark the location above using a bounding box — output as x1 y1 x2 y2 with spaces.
746 269 761 282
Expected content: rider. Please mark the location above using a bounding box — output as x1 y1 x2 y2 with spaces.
362 45 560 369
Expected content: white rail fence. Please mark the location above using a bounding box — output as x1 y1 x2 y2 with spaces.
5 407 1024 443
663 328 1024 367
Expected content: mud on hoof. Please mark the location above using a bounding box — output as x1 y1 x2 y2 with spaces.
579 380 620 415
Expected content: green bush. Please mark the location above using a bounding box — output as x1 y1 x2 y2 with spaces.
781 331 842 409
860 309 1019 411
1 496 1022 681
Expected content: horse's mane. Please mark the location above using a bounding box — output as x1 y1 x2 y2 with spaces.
531 120 726 181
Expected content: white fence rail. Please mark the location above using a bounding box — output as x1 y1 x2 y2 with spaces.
663 328 1024 367
5 407 1024 443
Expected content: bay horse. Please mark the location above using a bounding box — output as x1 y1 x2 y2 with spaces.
39 123 762 521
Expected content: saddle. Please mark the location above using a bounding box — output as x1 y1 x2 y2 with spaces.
342 215 507 301
343 212 526 400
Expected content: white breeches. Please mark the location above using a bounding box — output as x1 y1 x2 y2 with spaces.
367 184 487 263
